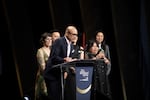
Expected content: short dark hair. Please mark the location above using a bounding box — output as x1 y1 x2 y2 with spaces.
95 29 105 37
49 29 62 36
40 32 51 45
86 39 98 52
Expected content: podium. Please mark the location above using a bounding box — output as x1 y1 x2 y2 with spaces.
52 59 109 100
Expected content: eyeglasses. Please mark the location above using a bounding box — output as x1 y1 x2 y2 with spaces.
68 32 78 36
71 33 78 36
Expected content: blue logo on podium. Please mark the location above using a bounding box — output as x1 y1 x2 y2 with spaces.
76 66 93 100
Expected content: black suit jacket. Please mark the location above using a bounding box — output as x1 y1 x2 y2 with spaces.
44 37 73 80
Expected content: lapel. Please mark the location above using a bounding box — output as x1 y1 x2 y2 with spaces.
69 43 73 57
63 37 73 57
62 37 67 56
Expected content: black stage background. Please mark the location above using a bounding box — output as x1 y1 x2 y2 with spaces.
1 0 149 100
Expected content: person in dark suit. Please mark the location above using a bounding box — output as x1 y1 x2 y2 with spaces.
64 34 84 100
44 25 79 100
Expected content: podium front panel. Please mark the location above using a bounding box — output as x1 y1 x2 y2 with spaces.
76 66 93 100
61 59 108 100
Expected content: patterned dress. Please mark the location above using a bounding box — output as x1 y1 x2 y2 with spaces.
35 48 50 100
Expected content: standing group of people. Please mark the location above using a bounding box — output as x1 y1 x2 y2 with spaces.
35 25 112 100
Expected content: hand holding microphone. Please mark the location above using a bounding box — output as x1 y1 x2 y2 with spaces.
96 49 105 59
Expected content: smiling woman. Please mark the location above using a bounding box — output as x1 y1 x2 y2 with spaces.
35 32 52 100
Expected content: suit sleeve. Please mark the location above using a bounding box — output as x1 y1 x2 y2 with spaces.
50 39 65 65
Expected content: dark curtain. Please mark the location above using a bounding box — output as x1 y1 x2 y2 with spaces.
1 0 149 100
140 0 150 100
110 0 142 100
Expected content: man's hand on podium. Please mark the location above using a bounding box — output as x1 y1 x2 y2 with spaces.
64 57 77 62
64 57 73 62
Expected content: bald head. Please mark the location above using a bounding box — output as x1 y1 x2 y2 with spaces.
64 25 78 42
65 26 78 36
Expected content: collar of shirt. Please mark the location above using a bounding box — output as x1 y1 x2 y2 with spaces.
65 36 72 57
65 36 72 45
98 43 101 49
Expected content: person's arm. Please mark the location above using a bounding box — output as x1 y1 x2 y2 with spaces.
105 45 111 62
104 45 111 75
79 46 85 59
50 39 66 64
96 46 111 64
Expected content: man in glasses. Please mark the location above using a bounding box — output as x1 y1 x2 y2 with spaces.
44 25 79 100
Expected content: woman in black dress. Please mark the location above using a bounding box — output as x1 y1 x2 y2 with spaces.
85 39 112 100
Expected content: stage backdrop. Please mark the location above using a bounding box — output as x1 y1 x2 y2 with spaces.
1 0 149 100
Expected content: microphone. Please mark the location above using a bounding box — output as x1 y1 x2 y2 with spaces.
78 46 85 53
100 48 104 53
78 48 85 53
96 48 104 56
